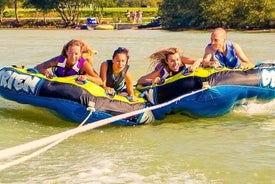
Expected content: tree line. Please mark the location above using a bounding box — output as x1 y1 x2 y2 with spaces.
0 0 274 29
159 0 275 30
0 0 162 25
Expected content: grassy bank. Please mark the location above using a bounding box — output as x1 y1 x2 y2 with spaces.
0 7 159 29
2 7 158 22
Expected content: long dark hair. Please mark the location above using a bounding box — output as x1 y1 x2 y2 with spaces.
112 47 129 62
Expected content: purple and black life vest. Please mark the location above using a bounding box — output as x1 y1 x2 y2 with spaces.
55 56 86 77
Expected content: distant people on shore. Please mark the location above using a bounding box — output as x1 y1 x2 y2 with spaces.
100 47 137 101
137 47 200 85
125 10 131 22
201 27 254 69
131 11 137 24
117 17 122 23
34 39 102 85
137 10 143 24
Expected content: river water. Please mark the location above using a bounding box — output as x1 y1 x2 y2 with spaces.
0 29 274 184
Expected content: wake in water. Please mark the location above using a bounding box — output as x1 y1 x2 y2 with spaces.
232 98 275 130
233 99 275 115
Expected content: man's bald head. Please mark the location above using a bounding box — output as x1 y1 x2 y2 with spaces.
211 27 227 40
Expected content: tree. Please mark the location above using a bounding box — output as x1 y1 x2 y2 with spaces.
11 0 26 23
159 0 203 29
90 0 116 23
0 0 6 22
200 0 235 28
26 0 87 26
160 0 274 30
55 0 81 26
14 0 19 22
231 0 274 28
24 0 55 24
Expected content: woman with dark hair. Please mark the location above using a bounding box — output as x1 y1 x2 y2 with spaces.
100 47 137 101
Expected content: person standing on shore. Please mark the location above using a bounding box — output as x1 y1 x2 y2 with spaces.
131 11 137 24
137 10 143 24
125 10 131 22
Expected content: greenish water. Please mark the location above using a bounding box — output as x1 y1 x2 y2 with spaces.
0 29 274 184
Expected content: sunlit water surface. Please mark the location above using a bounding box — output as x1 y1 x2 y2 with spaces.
0 29 274 184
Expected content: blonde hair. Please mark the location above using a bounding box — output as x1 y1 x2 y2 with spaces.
61 39 97 65
81 40 97 65
149 47 182 68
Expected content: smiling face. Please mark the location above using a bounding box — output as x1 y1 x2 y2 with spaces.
112 53 128 73
166 53 181 72
65 45 82 66
210 28 227 52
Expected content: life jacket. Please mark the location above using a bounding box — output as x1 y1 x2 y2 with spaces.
55 56 86 77
106 60 129 92
214 40 240 69
156 64 186 79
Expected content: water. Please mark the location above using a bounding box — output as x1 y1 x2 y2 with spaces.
0 29 275 183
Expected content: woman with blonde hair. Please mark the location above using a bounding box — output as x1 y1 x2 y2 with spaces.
35 39 102 85
137 47 199 85
80 40 98 65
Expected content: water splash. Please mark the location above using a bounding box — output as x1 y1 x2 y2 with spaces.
233 99 275 116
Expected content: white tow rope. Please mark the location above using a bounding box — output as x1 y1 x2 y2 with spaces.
0 106 95 171
0 88 207 171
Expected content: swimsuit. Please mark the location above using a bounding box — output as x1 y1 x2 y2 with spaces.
105 60 129 92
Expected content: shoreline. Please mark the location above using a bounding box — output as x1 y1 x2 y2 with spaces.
1 19 275 32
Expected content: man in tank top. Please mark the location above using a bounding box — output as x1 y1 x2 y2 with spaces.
201 27 253 69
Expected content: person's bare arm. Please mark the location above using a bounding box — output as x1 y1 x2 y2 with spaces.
81 62 103 85
201 46 214 67
125 72 137 101
190 58 203 70
201 46 222 68
181 56 196 64
34 56 59 77
99 61 108 88
98 61 115 95
233 42 253 67
137 70 161 85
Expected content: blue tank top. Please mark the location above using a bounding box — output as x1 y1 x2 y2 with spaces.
55 56 86 77
214 40 240 69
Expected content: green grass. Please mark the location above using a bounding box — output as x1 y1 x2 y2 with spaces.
3 7 159 19
2 7 159 25
103 7 158 12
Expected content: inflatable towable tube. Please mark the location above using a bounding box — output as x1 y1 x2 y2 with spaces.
0 66 155 126
137 63 275 119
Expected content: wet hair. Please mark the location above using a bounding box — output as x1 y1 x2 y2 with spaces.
81 40 97 65
61 39 96 64
61 39 82 57
112 47 129 62
149 47 182 68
